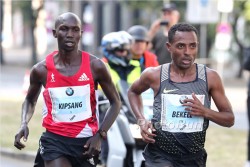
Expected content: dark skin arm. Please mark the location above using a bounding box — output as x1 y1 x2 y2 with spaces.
83 56 121 156
128 67 161 143
14 61 46 150
182 68 234 127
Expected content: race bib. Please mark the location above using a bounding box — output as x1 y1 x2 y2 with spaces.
141 88 154 120
49 85 92 123
161 94 205 133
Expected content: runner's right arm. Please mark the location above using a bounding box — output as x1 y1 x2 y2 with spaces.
14 62 45 150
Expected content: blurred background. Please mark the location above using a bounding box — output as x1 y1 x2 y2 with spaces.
0 0 250 167
1 0 250 77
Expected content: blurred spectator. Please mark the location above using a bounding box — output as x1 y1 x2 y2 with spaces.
128 25 159 70
101 31 140 86
100 31 140 167
148 2 180 64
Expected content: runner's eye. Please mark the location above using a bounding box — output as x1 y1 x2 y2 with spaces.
177 44 184 49
73 28 80 32
60 26 68 31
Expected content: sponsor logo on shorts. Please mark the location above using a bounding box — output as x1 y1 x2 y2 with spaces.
88 158 95 165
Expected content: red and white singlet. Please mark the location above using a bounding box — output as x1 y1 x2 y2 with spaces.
42 51 98 138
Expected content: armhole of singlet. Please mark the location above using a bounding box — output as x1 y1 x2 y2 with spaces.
161 63 169 83
197 64 208 92
81 51 97 93
82 52 95 83
204 65 209 95
45 53 54 70
80 51 88 70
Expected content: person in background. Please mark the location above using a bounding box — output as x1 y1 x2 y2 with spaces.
128 23 234 167
99 31 141 167
99 29 157 167
148 2 180 65
101 31 141 86
14 12 121 167
128 25 159 70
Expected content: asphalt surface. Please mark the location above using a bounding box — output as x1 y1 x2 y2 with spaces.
0 47 249 164
0 155 34 167
0 148 34 166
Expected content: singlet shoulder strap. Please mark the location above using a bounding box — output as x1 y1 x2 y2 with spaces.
81 51 90 64
161 63 170 83
197 64 207 82
45 51 58 70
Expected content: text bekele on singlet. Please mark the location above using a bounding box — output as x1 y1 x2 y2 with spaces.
161 94 205 133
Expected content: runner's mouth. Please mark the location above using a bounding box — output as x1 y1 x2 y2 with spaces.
65 42 74 47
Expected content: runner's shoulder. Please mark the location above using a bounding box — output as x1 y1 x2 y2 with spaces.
30 60 47 77
142 66 161 77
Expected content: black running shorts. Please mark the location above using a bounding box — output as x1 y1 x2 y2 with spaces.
39 131 99 167
143 143 207 167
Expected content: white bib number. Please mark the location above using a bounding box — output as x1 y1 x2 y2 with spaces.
161 94 205 133
49 85 92 123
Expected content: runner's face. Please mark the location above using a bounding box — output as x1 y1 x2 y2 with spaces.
167 31 198 69
54 14 82 52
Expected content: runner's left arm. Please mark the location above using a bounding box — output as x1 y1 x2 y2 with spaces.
83 58 121 156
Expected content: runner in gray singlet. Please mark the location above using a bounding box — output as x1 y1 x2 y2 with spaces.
128 23 234 167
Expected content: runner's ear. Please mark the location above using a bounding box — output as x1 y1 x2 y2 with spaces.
52 29 57 38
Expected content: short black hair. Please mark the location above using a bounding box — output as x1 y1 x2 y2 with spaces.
168 23 198 43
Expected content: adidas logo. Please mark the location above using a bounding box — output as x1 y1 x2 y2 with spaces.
78 73 89 81
51 73 55 82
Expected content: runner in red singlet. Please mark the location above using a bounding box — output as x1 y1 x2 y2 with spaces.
14 12 121 167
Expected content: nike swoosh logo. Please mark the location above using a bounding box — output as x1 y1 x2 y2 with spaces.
163 89 179 94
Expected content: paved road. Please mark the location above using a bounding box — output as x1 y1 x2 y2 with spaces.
0 154 33 167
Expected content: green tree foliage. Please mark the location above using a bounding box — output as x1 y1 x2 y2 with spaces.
244 0 250 21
